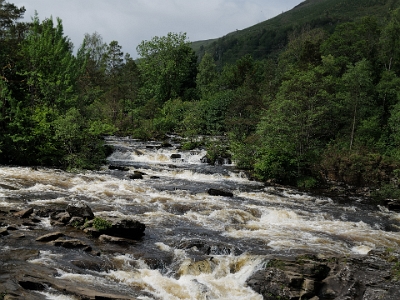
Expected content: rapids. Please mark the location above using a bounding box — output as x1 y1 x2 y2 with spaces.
1 136 400 299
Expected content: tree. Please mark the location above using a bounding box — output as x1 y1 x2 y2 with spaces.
339 59 375 150
136 32 197 103
196 52 218 98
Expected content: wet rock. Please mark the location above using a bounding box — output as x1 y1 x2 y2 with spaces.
71 259 113 272
170 153 181 159
66 201 94 220
200 156 211 164
6 225 18 231
36 232 64 242
51 238 92 252
207 188 233 197
18 280 46 291
68 216 85 227
101 218 145 240
150 176 160 179
0 227 9 236
108 165 129 171
129 171 144 180
177 239 242 256
52 212 71 224
99 234 132 245
246 254 400 300
13 208 34 219
386 200 400 212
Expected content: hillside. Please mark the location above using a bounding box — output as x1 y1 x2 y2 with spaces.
192 0 400 66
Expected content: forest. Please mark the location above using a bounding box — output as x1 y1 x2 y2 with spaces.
1 0 400 200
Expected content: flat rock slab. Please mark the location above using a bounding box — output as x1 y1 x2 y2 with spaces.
36 232 64 242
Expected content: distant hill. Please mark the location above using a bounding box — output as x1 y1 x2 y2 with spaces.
192 0 400 66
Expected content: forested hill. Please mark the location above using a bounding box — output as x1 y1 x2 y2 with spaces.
192 0 400 66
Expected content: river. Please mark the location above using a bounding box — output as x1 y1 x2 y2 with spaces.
1 136 400 299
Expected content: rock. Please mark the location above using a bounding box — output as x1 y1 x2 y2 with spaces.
207 188 233 197
170 153 181 159
18 280 46 291
13 208 34 219
98 234 132 244
53 212 71 224
51 238 92 252
66 201 94 220
150 176 160 179
246 254 400 300
177 239 242 256
387 200 400 212
71 259 113 272
129 171 144 180
200 156 211 164
108 165 129 171
99 218 145 240
0 227 9 236
68 216 85 227
36 232 64 242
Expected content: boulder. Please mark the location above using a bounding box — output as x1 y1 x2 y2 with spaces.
99 218 145 240
129 171 144 180
200 156 211 164
36 232 64 242
51 238 92 252
207 188 233 197
0 227 9 236
108 165 129 171
14 208 34 219
66 201 94 220
170 153 182 159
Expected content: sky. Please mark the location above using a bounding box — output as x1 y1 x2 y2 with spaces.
14 0 303 58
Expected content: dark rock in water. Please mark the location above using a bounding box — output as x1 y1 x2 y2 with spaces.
101 218 145 240
0 227 9 236
14 208 34 219
19 280 46 291
51 238 92 252
150 176 160 179
170 153 182 159
109 165 129 171
52 212 71 224
177 239 242 256
386 200 400 212
161 142 172 148
129 171 143 180
207 188 233 197
66 201 94 220
99 234 133 245
36 232 64 242
200 156 211 164
71 259 113 272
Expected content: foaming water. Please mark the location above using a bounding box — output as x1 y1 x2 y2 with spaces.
1 137 400 298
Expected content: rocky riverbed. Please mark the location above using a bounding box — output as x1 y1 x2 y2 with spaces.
1 137 400 299
1 202 400 299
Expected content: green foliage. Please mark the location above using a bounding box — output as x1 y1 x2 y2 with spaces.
92 217 112 231
137 32 197 104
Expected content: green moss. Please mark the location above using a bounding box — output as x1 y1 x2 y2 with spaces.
92 217 112 231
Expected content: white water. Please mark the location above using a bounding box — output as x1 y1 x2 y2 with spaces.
1 137 400 299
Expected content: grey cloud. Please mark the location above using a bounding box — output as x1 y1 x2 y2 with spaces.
14 0 303 57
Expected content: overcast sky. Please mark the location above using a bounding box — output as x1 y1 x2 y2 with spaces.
14 0 303 58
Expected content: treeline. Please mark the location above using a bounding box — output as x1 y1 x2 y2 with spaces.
1 1 400 198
